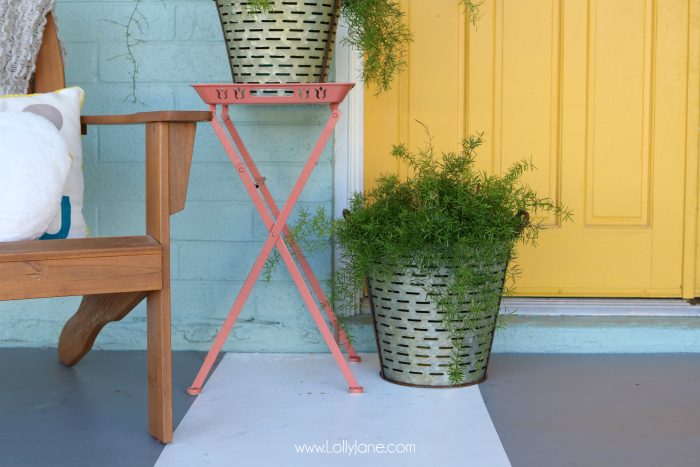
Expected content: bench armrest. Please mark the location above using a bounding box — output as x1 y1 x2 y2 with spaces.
80 111 211 134
81 111 212 215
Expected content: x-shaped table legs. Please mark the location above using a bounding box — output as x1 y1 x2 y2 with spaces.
188 104 363 395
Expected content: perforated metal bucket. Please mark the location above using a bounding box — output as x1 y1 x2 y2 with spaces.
368 262 507 387
215 0 341 83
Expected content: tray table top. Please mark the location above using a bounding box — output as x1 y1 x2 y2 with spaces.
192 83 354 105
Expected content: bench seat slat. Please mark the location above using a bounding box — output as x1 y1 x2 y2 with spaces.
0 236 161 263
0 236 162 300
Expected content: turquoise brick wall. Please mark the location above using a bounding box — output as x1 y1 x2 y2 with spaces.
0 0 341 352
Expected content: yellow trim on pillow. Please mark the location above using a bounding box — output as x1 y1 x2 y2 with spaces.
0 86 85 110
0 86 83 99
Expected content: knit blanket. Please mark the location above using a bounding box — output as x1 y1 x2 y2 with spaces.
0 0 56 95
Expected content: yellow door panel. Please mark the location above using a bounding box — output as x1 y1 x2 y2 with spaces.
494 0 562 226
364 0 700 298
586 0 653 227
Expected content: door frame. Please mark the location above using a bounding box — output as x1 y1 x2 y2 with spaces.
682 0 700 299
333 1 700 306
333 19 364 219
332 21 365 315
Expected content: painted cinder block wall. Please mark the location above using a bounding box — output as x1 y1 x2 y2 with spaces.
0 0 368 352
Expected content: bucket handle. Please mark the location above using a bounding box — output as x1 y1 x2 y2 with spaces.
517 209 530 234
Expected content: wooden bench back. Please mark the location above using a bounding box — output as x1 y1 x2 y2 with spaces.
30 12 65 93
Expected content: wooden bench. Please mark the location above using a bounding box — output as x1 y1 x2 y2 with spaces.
0 12 211 442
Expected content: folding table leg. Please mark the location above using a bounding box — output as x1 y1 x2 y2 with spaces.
222 112 361 362
189 105 362 394
187 225 283 395
188 109 287 395
274 237 363 393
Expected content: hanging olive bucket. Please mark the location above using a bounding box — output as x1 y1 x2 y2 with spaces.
368 261 507 387
215 0 341 84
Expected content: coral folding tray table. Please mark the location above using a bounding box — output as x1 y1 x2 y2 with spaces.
187 83 362 395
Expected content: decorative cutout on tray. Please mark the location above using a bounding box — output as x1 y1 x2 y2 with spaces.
297 86 327 100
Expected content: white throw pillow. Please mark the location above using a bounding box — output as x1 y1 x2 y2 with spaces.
0 87 87 238
0 112 72 241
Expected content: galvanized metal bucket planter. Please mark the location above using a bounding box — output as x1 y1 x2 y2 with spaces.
368 261 508 387
215 0 341 84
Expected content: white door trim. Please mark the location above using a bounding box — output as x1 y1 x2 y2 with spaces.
333 19 364 218
333 22 364 315
333 19 365 315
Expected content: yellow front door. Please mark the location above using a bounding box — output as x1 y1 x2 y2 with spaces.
364 0 700 298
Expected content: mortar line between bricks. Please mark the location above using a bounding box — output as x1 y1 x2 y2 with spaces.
87 163 334 169
171 240 332 245
86 117 330 127
172 280 302 284
96 40 224 44
92 159 332 164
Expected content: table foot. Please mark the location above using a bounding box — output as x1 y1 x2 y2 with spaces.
349 386 364 394
187 386 202 396
349 356 362 363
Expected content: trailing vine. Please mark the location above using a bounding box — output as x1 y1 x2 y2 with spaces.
262 206 333 283
461 0 482 25
104 0 164 103
339 0 411 93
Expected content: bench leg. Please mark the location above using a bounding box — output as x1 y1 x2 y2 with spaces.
145 121 174 442
147 288 173 443
58 292 148 366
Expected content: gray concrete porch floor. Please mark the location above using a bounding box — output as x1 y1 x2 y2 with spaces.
1 351 699 467
0 350 209 467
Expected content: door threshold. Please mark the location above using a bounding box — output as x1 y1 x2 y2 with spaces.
501 298 699 317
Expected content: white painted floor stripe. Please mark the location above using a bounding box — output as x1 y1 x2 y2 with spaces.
156 353 512 467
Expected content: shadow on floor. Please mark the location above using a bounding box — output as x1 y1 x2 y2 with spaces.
0 349 212 467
